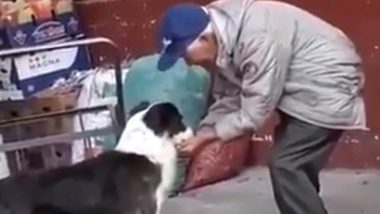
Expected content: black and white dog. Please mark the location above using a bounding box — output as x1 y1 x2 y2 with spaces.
0 102 193 214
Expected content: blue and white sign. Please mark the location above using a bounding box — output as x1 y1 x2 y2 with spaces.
13 46 92 97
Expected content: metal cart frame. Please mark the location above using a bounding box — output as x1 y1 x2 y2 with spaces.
0 37 126 157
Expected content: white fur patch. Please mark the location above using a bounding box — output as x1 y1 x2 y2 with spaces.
173 127 194 148
115 103 193 214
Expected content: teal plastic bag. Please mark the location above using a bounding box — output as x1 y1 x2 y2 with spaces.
123 54 211 194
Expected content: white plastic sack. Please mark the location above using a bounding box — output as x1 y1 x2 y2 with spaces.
0 135 10 179
71 67 129 164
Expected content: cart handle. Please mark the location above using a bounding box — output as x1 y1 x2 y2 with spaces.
0 37 126 128
0 105 110 127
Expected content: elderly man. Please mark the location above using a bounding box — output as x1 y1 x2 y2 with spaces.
156 0 366 213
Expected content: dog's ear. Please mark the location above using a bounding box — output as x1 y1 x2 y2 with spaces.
143 103 186 137
142 103 168 136
129 101 150 117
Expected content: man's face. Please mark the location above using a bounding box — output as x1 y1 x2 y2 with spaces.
184 33 218 71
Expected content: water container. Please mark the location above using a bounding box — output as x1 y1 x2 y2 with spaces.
123 54 211 129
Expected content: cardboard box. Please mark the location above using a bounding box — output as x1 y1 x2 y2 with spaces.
0 91 78 139
0 91 78 173
0 0 82 49
13 45 91 97
1 0 73 25
0 99 32 121
0 0 91 98
0 13 83 49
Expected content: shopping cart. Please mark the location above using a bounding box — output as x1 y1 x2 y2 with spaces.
0 37 126 172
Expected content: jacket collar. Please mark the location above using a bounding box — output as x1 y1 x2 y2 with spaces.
207 6 234 68
206 0 250 68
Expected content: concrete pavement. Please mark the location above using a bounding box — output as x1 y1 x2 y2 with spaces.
163 167 380 214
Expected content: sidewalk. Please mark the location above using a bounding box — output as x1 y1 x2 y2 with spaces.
163 167 380 214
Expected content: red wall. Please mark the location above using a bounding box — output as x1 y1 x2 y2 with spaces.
74 0 380 168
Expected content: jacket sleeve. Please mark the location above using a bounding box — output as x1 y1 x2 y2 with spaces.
214 34 292 141
199 73 241 129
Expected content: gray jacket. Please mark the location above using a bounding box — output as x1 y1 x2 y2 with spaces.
200 0 367 141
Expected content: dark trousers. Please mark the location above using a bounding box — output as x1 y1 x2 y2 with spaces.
269 112 342 214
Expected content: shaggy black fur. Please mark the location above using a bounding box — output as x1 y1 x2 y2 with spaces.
0 151 161 214
0 102 186 214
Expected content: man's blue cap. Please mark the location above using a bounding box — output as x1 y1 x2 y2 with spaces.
157 3 210 71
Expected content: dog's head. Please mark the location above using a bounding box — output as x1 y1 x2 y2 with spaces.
125 101 193 146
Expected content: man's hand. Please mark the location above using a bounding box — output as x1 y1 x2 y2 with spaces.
177 127 218 157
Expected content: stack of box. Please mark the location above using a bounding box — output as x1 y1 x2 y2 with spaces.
0 0 92 173
0 0 92 97
0 90 79 173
